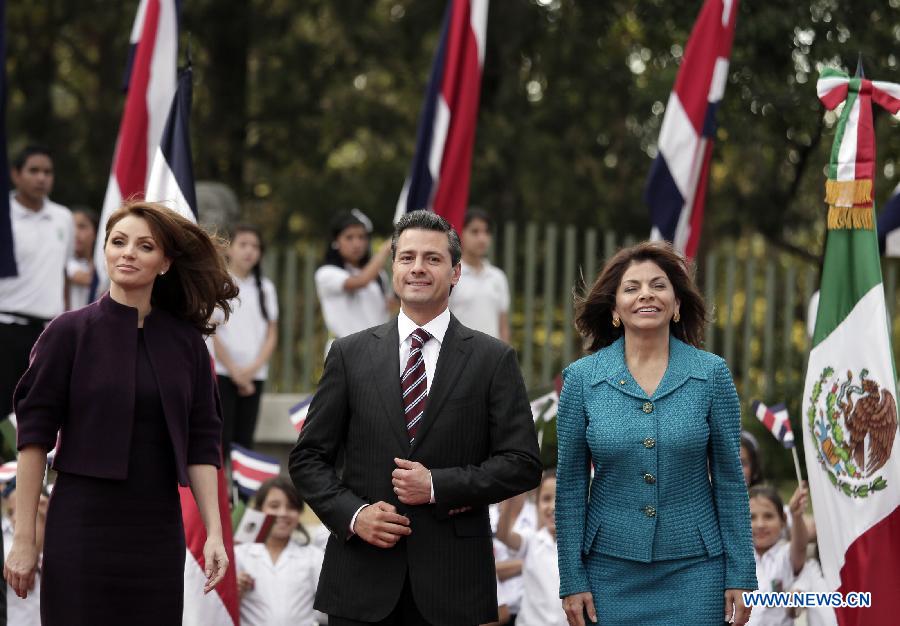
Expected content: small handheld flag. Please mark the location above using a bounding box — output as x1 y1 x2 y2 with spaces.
230 443 280 498
288 395 313 433
752 399 802 484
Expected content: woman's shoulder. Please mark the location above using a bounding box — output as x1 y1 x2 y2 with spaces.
673 338 728 374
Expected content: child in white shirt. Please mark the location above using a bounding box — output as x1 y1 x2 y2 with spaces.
747 483 809 626
235 477 325 626
495 469 566 626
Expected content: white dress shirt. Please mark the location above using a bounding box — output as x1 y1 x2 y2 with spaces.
235 540 325 626
349 307 451 534
748 540 795 626
513 527 566 626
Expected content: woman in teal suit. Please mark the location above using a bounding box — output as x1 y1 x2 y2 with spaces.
556 242 756 626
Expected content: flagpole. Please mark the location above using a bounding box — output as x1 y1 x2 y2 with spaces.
790 447 803 485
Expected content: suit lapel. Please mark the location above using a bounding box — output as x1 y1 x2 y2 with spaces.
409 316 473 455
368 320 410 453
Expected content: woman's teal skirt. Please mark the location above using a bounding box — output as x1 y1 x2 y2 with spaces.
585 551 725 625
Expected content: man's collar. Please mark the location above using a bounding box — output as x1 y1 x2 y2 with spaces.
397 306 451 345
10 193 49 218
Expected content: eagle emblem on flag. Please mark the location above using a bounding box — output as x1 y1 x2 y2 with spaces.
807 366 897 498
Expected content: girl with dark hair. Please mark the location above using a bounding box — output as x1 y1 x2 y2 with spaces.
314 210 392 351
748 484 810 626
235 477 324 626
741 431 764 487
212 224 279 451
5 201 236 625
556 241 757 625
66 206 99 310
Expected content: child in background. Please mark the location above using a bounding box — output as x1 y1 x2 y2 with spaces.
315 210 392 354
495 469 565 626
66 206 99 310
4 483 49 626
741 431 763 487
212 224 279 450
747 483 809 626
235 477 325 626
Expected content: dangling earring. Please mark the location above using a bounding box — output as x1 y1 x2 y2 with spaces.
612 316 621 328
673 311 681 323
331 242 339 250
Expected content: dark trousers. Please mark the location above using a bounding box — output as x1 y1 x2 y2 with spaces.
217 374 264 450
0 321 45 416
329 573 433 626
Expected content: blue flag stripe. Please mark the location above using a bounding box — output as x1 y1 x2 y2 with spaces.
401 1 452 214
158 66 198 218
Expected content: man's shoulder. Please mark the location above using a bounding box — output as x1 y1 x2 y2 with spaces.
453 319 510 357
332 319 393 352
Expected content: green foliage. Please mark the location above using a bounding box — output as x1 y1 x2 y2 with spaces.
6 0 900 258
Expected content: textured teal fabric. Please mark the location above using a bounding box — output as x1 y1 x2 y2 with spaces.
585 551 725 625
556 336 757 599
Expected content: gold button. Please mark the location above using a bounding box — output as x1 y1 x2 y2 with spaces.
619 379 626 385
643 473 656 484
642 401 654 414
642 505 656 518
643 437 656 449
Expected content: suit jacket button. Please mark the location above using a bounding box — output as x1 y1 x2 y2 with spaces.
643 437 656 448
642 505 656 518
643 473 656 484
642 401 654 414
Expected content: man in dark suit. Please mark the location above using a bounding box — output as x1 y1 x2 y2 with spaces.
290 210 541 626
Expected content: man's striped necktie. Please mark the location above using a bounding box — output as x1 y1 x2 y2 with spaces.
401 328 431 444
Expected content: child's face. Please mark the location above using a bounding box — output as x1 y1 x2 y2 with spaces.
229 232 262 275
537 477 556 536
461 218 492 259
73 212 97 258
261 487 301 541
750 496 783 553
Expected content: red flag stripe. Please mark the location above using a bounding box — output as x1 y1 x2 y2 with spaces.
231 460 279 484
113 0 160 199
835 505 900 626
431 0 483 233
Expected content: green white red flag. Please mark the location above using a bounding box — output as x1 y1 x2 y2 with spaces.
802 65 900 626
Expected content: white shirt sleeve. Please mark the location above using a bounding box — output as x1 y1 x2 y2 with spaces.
315 265 350 297
262 277 279 321
497 270 511 313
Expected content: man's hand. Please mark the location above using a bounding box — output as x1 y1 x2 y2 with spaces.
354 501 411 548
392 458 432 505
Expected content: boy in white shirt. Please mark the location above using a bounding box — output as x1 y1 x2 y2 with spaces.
449 208 510 341
495 469 566 626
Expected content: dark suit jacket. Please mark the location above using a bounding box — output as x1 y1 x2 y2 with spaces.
13 293 222 485
289 315 542 626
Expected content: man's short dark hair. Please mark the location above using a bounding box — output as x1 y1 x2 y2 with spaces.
463 207 494 232
13 144 53 171
391 210 462 266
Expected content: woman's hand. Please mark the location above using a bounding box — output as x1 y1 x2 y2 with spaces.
4 538 39 599
237 570 255 597
562 591 597 626
202 535 229 594
724 588 752 624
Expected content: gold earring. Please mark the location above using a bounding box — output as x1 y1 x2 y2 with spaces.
673 311 680 323
612 316 621 328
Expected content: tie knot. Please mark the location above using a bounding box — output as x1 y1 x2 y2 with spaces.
410 328 431 348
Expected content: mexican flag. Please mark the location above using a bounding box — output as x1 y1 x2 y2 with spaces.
802 67 900 626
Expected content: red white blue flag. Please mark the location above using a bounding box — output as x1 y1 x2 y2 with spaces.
93 0 178 289
394 0 488 233
877 183 900 256
751 400 795 449
644 0 738 259
230 443 281 498
145 63 198 222
289 394 313 433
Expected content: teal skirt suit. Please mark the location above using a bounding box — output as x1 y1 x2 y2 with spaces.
556 337 757 625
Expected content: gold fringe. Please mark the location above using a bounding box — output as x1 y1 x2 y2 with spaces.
827 206 874 230
825 179 872 207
